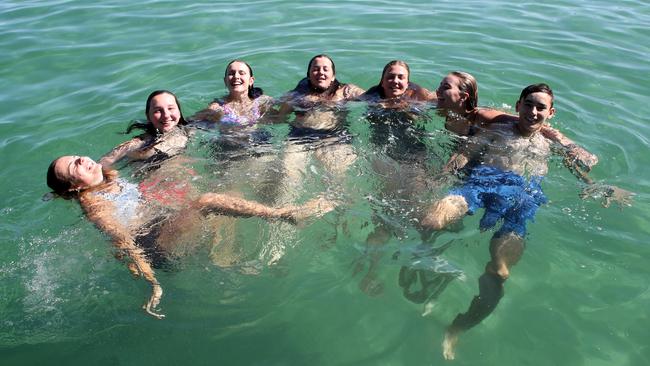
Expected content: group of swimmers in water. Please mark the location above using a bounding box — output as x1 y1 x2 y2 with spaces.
46 55 632 360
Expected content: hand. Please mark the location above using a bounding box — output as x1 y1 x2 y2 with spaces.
444 153 469 173
143 282 165 319
580 183 634 208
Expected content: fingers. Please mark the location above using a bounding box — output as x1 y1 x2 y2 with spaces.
143 284 165 319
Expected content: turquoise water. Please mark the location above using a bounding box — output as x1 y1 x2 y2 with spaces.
2 1 649 365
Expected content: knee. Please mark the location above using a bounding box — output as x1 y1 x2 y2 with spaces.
486 261 510 281
421 213 447 231
421 195 468 231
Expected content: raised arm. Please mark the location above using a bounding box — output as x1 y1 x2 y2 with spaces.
79 193 164 319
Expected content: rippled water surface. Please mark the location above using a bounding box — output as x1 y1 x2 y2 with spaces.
2 1 649 365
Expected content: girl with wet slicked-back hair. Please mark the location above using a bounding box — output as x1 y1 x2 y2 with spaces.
290 54 364 101
274 54 366 182
361 60 434 107
191 59 275 126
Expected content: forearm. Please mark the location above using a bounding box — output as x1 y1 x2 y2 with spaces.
99 138 145 168
82 197 164 318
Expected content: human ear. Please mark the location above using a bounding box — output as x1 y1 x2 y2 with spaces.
548 107 556 119
515 100 521 112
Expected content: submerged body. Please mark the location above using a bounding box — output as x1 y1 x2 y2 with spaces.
422 85 558 359
47 154 335 318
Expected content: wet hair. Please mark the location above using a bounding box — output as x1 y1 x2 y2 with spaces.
224 60 264 99
519 83 554 107
449 71 478 112
305 54 341 97
46 156 117 199
369 60 411 99
125 90 188 135
47 157 73 196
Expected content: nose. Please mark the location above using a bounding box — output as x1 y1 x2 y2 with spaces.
77 156 92 167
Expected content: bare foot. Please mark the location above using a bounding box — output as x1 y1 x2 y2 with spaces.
442 328 460 360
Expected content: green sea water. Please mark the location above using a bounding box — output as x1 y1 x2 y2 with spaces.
1 1 649 365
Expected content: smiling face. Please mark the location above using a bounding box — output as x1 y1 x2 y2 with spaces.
147 92 181 133
381 64 409 98
436 74 468 113
308 56 335 91
516 92 555 135
52 155 103 191
224 61 254 96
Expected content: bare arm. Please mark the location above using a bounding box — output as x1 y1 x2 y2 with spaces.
540 124 599 171
99 137 147 169
189 102 224 123
474 108 517 125
79 193 164 319
274 94 296 123
407 82 436 102
473 109 598 170
343 83 366 100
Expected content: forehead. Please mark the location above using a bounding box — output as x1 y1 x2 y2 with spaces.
311 57 333 68
227 61 249 72
54 156 74 179
522 92 553 106
384 65 408 76
149 93 177 108
442 74 461 87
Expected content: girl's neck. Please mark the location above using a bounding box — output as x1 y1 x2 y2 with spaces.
227 92 251 104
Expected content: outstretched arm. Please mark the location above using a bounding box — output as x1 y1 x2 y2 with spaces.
80 194 164 319
343 83 367 100
541 124 599 172
189 102 224 123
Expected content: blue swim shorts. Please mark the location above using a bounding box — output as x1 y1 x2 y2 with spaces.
450 166 547 237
